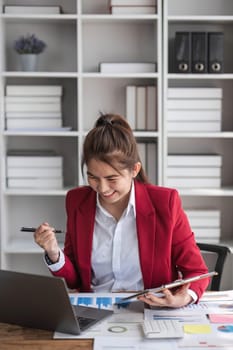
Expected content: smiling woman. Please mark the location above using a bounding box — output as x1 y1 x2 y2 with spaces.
34 113 209 308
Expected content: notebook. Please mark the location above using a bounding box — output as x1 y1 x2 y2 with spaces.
0 269 113 335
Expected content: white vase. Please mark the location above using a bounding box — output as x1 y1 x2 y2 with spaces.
20 54 38 71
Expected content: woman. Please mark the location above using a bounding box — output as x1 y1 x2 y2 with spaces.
34 113 209 308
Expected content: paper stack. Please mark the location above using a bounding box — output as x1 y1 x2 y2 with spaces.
167 88 222 132
110 0 157 15
167 154 222 189
126 85 157 130
6 150 63 189
5 85 65 131
185 209 221 243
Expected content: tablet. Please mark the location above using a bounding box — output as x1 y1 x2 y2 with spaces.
115 271 218 304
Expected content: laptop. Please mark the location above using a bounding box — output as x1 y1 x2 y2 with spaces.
0 269 113 335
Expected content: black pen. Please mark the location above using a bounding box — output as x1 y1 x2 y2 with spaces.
20 227 64 234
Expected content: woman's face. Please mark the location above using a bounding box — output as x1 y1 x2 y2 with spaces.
86 158 140 206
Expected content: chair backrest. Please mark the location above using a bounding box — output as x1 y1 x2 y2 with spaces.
197 243 231 291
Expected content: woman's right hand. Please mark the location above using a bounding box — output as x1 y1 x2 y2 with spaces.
34 222 60 263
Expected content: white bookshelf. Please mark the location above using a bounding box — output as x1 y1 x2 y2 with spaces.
0 0 162 274
163 0 233 288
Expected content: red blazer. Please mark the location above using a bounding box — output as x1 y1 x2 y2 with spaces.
52 181 209 300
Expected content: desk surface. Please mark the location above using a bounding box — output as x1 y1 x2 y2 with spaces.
0 322 93 350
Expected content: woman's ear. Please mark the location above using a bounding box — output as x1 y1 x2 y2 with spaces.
132 162 141 178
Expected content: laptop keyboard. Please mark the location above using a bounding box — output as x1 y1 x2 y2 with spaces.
77 316 96 330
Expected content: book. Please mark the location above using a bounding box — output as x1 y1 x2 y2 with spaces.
5 102 61 113
100 62 156 73
6 112 62 118
7 155 63 168
188 216 220 227
167 88 223 99
167 99 221 110
167 154 222 167
136 86 146 129
166 177 221 188
196 238 220 244
110 0 156 5
167 167 221 177
137 143 147 170
185 210 220 218
7 167 63 178
194 228 220 238
6 118 62 130
4 6 61 14
167 110 221 121
191 32 208 73
6 85 62 96
111 6 156 14
7 178 63 189
146 86 157 130
5 96 61 104
167 121 221 132
126 85 136 129
147 142 157 184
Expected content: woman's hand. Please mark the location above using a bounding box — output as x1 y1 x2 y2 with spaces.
138 283 193 308
34 222 60 263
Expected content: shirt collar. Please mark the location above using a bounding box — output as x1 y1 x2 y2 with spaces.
96 180 136 218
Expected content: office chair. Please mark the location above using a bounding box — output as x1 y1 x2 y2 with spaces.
197 242 231 291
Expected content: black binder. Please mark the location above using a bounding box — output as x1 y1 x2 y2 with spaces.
191 32 208 73
208 32 224 73
174 32 191 73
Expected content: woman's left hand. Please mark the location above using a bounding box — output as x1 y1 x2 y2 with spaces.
138 283 193 308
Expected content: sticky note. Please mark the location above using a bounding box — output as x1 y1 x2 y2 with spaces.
184 324 212 334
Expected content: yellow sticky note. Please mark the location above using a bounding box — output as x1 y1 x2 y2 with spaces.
184 324 212 334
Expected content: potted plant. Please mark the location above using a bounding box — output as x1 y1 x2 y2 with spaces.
14 33 47 71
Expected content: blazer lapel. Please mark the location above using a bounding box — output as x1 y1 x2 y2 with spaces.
135 182 157 289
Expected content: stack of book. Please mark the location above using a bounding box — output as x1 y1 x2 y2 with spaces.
109 0 157 15
167 88 222 132
185 209 221 243
6 150 63 189
100 62 157 74
5 85 65 131
137 142 157 184
3 5 62 14
167 154 222 189
126 85 157 130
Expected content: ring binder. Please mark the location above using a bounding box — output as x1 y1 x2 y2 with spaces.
208 32 224 73
174 32 191 73
192 32 208 73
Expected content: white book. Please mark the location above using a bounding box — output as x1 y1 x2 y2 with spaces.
5 96 61 104
167 167 221 177
185 210 220 218
194 228 221 238
7 178 63 189
195 238 220 244
7 156 63 168
6 118 62 130
126 86 136 129
7 167 63 178
6 111 62 118
4 6 61 14
167 121 221 132
166 177 221 188
111 6 156 14
136 86 146 129
147 143 157 184
167 110 221 121
100 62 156 73
110 0 156 6
146 86 157 130
167 155 222 167
5 102 61 113
167 88 223 99
137 143 146 170
6 85 62 96
188 217 220 227
167 99 222 110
